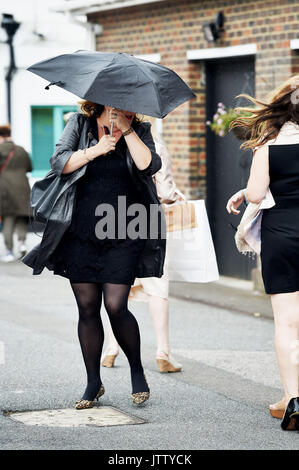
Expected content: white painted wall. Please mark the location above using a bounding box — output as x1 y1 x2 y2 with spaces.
0 0 94 153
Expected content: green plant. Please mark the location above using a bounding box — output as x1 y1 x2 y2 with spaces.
206 102 252 137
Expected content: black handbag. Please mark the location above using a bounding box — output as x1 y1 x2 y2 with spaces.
28 171 71 236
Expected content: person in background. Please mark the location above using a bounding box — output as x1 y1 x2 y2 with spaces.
0 124 32 262
102 118 185 373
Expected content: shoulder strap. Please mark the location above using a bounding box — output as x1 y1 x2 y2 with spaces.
0 144 16 174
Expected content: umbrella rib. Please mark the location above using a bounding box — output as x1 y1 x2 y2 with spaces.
84 53 119 100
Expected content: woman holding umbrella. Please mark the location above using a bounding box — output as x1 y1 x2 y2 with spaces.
22 50 195 410
50 102 164 408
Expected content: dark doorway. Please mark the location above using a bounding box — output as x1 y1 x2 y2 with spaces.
205 56 256 280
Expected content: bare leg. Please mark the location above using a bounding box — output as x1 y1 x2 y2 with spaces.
15 216 28 242
2 215 15 251
102 296 169 359
270 291 299 409
148 295 170 358
149 295 182 371
103 321 119 355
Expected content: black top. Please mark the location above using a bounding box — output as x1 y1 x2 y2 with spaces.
49 135 146 285
261 143 299 294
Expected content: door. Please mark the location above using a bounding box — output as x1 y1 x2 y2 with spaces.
31 106 78 177
205 56 256 280
31 107 53 176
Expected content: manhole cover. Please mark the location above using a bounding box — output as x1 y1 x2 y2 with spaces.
7 406 145 428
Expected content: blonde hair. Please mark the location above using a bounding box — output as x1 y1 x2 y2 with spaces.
229 75 299 150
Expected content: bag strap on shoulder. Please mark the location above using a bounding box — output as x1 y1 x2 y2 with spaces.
0 144 16 173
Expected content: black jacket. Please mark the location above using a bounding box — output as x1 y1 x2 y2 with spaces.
22 112 166 278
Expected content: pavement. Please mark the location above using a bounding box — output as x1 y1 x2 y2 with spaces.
169 277 273 319
0 232 298 450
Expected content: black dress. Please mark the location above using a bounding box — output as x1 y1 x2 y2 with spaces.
261 143 299 294
49 135 146 285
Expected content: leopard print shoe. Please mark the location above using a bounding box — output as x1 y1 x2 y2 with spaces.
132 374 150 405
75 384 105 410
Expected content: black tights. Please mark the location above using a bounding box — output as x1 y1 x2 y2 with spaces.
70 281 149 401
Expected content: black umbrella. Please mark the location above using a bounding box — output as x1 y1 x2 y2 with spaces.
27 50 196 118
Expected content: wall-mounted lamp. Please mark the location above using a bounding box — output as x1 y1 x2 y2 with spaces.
90 23 103 36
203 11 225 42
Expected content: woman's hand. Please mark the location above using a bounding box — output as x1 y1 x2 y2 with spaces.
95 134 116 156
109 108 132 133
226 190 245 214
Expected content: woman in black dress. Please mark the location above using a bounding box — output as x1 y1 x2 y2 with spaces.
47 102 163 408
226 75 299 431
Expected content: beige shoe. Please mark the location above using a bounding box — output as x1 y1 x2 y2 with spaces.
75 384 105 410
101 352 118 368
156 353 182 373
269 399 286 419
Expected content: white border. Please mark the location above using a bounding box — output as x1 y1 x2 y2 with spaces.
134 53 161 63
52 0 167 14
187 44 257 61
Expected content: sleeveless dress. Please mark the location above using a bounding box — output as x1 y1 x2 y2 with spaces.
260 121 299 294
49 135 146 285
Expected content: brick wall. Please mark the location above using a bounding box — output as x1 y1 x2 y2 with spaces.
89 0 299 199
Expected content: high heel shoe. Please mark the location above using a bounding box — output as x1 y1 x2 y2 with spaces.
281 397 299 431
75 384 105 410
156 353 182 373
131 374 150 405
269 399 286 419
101 353 118 368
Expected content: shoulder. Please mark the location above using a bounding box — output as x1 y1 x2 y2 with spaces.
64 112 88 133
251 145 269 173
253 144 269 159
0 142 27 154
133 120 152 135
14 144 29 154
66 112 87 125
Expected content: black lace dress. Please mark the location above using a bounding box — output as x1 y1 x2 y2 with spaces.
49 135 146 285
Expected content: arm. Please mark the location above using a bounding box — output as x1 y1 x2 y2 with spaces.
109 110 161 176
246 146 270 204
50 113 115 176
125 122 162 176
50 113 82 176
226 146 270 213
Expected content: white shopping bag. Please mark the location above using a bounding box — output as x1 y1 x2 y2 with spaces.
166 200 219 283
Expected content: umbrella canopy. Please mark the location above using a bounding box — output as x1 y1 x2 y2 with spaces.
27 50 196 118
